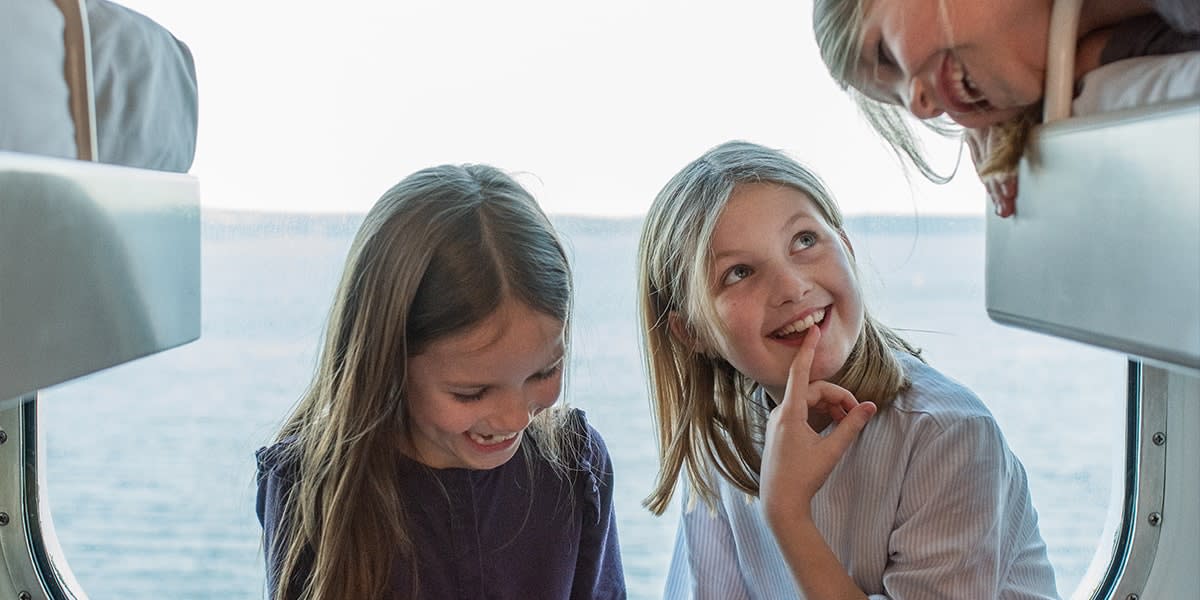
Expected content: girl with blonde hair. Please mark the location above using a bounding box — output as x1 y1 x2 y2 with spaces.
639 141 1056 599
256 164 626 599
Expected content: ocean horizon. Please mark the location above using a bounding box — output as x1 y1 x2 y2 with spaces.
40 211 1125 599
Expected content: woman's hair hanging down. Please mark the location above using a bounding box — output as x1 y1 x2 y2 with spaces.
637 141 921 516
811 0 1041 185
974 105 1042 181
812 0 958 183
268 164 574 600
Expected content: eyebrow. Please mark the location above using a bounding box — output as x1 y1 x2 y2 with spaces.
711 210 816 263
440 349 566 388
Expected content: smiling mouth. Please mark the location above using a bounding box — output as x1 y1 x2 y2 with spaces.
770 308 827 339
945 55 993 112
468 431 519 446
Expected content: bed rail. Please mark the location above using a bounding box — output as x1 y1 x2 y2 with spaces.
985 99 1199 374
0 152 200 407
986 5 1199 375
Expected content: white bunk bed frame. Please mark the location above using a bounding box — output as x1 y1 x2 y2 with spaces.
0 1 199 599
986 1 1200 598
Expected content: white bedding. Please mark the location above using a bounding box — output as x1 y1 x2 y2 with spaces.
1073 50 1200 116
0 0 77 160
0 0 197 172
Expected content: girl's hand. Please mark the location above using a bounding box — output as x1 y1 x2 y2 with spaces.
760 326 877 527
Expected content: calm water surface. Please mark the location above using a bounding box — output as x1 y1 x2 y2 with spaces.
41 213 1124 599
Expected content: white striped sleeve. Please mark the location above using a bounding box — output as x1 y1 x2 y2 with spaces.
663 491 753 600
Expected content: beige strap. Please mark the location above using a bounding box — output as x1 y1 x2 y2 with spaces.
53 0 97 161
1044 0 1083 123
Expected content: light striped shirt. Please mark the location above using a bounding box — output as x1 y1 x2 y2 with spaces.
664 354 1060 600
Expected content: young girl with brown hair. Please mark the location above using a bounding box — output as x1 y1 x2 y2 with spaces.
256 164 626 599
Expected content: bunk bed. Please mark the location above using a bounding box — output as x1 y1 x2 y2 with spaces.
985 2 1200 598
0 1 199 598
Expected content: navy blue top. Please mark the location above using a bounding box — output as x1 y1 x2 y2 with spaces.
256 409 626 599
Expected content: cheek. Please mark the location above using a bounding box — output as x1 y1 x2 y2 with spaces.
534 381 563 411
403 391 431 427
411 396 469 434
844 289 867 334
713 292 750 327
710 300 747 353
525 374 565 416
838 302 867 363
832 268 867 339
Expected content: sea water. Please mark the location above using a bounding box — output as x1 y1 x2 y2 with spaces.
39 212 1125 599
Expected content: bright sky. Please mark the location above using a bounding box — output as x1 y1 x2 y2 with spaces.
119 0 985 216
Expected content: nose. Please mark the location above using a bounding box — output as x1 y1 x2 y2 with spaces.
769 264 813 307
487 391 539 433
904 77 943 120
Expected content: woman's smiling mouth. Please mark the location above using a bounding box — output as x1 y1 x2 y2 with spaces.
938 53 994 114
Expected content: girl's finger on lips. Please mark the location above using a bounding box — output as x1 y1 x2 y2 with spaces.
784 325 823 406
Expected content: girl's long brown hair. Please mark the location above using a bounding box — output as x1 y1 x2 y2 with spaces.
268 164 573 599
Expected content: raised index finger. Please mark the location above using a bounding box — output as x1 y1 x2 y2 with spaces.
781 324 821 409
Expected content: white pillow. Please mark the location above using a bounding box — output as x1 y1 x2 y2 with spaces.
0 0 78 159
1073 50 1200 116
0 0 198 172
88 0 198 172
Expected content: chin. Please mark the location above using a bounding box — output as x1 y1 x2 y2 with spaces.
815 350 855 383
949 104 1031 129
812 364 839 383
464 444 521 471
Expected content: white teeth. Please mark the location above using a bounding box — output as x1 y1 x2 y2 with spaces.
772 309 826 338
468 431 518 446
950 60 986 104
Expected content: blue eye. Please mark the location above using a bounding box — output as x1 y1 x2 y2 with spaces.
793 231 818 250
722 264 752 286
